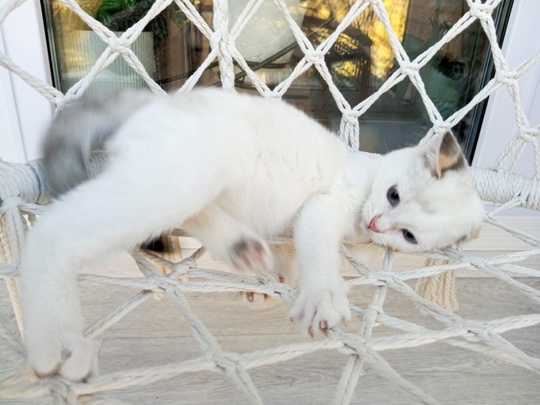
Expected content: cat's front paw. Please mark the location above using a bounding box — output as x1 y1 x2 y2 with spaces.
290 279 351 336
26 328 95 380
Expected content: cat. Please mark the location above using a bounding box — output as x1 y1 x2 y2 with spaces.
18 88 484 380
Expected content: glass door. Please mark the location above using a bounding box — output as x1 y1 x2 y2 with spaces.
40 0 514 160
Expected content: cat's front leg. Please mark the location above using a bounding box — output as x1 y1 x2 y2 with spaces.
290 190 355 336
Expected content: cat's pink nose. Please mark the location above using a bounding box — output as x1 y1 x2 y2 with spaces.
368 216 381 233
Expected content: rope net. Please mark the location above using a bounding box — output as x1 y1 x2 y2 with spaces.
1 0 539 403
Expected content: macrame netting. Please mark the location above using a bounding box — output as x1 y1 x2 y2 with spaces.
1 0 539 403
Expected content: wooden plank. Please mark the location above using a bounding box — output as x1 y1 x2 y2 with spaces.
1 278 538 404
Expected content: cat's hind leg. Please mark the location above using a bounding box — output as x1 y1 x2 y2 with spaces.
184 205 271 303
19 167 224 380
184 205 280 305
183 204 273 277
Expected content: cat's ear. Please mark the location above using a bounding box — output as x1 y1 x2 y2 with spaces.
424 131 466 178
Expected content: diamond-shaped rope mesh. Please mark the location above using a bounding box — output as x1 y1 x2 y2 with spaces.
0 0 539 404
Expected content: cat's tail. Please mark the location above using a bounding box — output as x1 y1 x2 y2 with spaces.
42 91 154 197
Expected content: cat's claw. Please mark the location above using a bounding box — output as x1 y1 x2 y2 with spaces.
319 320 328 333
243 291 268 303
306 321 329 338
242 273 287 305
290 282 351 336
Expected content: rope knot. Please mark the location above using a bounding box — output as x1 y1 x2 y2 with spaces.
0 196 25 214
398 61 418 76
54 95 66 110
342 110 358 125
305 50 325 66
433 122 452 135
107 37 129 54
206 349 238 373
496 69 518 86
466 0 495 21
517 127 538 143
339 111 360 150
210 31 224 51
363 305 382 324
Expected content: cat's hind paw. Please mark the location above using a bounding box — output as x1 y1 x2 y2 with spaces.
289 282 351 336
230 238 273 275
27 330 96 381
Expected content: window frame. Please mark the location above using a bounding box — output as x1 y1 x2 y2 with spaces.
0 0 53 163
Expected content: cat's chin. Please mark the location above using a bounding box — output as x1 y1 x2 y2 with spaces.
366 232 386 249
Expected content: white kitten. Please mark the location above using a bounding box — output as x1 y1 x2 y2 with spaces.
19 89 484 380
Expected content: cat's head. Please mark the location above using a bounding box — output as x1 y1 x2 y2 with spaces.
361 131 484 253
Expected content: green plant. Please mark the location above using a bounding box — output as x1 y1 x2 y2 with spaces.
94 0 187 47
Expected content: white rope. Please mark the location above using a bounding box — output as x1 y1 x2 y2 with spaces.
211 0 236 91
1 0 540 403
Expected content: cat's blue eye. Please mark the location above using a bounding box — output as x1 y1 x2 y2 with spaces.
402 229 417 244
387 185 400 207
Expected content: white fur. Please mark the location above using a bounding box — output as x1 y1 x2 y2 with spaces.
19 89 484 379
